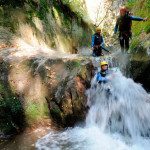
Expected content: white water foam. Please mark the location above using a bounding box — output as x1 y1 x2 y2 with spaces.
36 65 150 150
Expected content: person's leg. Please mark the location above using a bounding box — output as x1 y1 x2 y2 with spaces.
125 36 130 51
119 37 125 52
92 50 96 57
92 48 96 57
93 47 99 57
99 47 103 56
97 47 102 56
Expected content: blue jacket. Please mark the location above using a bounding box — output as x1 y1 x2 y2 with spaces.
96 71 108 83
91 33 105 48
114 16 144 33
91 33 109 52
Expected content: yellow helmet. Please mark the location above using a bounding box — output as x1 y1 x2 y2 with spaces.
100 61 108 67
96 27 101 32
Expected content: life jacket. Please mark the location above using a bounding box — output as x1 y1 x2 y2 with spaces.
100 70 108 77
94 33 103 46
117 14 132 32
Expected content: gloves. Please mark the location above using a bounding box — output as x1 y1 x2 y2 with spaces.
143 18 148 21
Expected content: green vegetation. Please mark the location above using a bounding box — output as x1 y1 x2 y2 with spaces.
126 0 150 53
0 81 25 134
61 0 87 18
25 102 49 125
0 0 92 51
130 37 140 50
65 60 81 71
0 0 24 8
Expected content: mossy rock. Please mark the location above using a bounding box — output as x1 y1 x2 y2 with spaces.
130 60 150 91
0 83 25 135
25 102 49 125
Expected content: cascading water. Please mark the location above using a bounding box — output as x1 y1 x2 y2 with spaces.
86 69 150 137
36 54 150 150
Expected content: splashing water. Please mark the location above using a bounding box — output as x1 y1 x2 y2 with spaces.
86 69 150 137
36 64 150 150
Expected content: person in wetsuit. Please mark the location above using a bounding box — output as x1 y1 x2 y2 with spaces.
96 61 109 83
91 27 110 57
114 6 147 52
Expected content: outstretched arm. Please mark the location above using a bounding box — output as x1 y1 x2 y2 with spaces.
101 36 105 47
130 16 146 21
101 46 110 53
101 36 110 53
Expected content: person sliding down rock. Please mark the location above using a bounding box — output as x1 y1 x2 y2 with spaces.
96 61 111 83
114 6 147 53
91 27 111 57
96 61 112 97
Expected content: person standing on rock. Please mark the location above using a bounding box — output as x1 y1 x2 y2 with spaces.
114 6 147 52
91 27 110 57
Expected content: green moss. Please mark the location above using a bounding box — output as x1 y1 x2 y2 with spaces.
25 102 49 124
65 60 81 71
144 24 150 33
127 0 137 8
61 0 87 18
0 83 4 92
0 82 25 134
130 38 140 50
126 0 150 52
127 0 150 34
37 0 49 20
1 0 92 52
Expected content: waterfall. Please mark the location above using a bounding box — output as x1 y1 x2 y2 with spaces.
36 55 150 150
86 69 150 138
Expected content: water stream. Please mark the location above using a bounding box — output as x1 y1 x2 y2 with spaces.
35 54 150 150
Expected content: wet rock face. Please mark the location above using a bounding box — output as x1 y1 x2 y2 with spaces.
0 56 93 135
30 58 93 127
0 61 25 136
130 60 150 91
48 76 87 126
